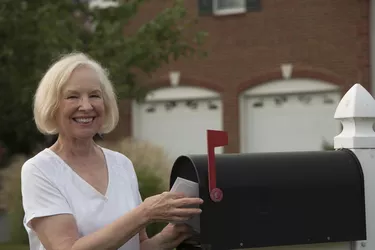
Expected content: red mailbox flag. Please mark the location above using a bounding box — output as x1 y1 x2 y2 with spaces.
207 129 228 202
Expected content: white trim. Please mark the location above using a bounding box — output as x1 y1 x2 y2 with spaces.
169 71 180 87
243 78 340 97
213 0 246 16
239 94 247 153
140 86 220 102
281 63 293 79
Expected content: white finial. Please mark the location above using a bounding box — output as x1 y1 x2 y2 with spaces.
334 83 375 149
281 63 293 79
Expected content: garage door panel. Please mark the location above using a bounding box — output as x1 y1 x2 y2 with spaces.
136 99 223 161
245 93 341 153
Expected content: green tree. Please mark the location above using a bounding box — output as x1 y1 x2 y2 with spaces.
0 0 206 162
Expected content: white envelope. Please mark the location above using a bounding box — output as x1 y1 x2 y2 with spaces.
170 177 200 233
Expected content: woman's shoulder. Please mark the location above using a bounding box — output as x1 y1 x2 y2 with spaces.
21 148 62 177
23 148 53 165
100 147 137 178
100 147 133 166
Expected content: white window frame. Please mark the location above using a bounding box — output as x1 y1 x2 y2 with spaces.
213 0 246 16
89 0 119 9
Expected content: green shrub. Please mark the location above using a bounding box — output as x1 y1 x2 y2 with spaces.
0 155 29 244
0 243 29 250
0 137 172 244
322 139 334 151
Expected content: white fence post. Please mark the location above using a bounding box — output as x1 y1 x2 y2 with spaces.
334 83 375 249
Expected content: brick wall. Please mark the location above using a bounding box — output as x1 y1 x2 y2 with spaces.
106 0 370 153
357 0 370 88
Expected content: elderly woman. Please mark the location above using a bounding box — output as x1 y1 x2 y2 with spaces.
21 53 203 250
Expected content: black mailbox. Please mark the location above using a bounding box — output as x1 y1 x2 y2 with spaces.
170 130 366 250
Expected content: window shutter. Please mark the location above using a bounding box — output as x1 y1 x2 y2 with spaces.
246 0 261 11
198 0 213 15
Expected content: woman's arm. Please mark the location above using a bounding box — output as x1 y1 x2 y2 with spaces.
139 230 167 250
31 192 201 250
31 202 150 250
139 228 161 250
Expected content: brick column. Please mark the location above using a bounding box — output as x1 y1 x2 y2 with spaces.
105 99 132 141
358 0 371 92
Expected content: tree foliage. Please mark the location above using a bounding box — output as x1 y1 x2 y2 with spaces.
0 0 206 161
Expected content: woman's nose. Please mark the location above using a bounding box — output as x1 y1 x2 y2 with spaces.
78 96 93 110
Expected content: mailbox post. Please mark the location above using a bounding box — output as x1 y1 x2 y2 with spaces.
169 83 375 250
334 84 375 250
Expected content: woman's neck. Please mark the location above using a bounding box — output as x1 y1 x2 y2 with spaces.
50 135 97 159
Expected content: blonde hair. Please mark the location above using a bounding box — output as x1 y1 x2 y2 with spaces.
33 52 119 135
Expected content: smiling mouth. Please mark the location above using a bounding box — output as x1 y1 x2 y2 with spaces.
73 117 95 124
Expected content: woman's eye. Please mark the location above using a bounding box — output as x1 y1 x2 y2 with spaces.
67 96 78 99
91 95 101 98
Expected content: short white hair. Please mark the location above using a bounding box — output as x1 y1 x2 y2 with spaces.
33 52 119 135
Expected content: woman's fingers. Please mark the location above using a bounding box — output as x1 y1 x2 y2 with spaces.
170 216 192 222
172 197 204 207
173 224 193 233
164 232 192 249
164 191 186 199
169 208 201 221
171 207 202 216
167 209 202 222
165 192 204 204
155 192 204 222
161 224 193 249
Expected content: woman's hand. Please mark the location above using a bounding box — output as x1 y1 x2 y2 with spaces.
142 191 203 223
155 223 194 250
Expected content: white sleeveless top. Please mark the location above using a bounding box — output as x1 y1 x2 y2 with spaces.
21 147 142 250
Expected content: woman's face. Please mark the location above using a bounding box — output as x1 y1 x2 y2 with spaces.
55 65 105 140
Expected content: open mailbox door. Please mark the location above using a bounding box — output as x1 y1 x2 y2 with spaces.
169 130 366 250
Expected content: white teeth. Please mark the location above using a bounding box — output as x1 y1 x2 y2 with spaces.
75 118 93 123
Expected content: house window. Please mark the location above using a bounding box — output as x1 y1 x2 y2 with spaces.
88 0 119 9
213 0 246 15
198 0 261 16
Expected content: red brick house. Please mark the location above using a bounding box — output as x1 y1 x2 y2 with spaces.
103 0 371 161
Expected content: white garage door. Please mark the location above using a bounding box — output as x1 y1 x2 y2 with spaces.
240 79 342 153
133 87 223 161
